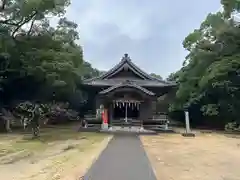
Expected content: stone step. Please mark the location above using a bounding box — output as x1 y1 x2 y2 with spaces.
111 122 142 127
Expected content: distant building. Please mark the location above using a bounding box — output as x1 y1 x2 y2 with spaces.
82 54 176 126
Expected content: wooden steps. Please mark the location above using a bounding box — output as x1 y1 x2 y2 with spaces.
111 119 142 127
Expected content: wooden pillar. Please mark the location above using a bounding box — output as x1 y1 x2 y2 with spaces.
108 102 113 127
95 95 101 112
152 99 157 116
143 100 153 118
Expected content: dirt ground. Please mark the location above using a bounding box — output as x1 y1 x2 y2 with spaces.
141 131 240 180
0 126 111 180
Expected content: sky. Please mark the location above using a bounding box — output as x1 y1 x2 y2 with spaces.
65 0 221 78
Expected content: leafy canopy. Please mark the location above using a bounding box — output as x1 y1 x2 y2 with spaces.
169 2 240 126
0 0 87 102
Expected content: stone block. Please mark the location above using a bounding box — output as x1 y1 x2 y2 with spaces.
182 133 195 137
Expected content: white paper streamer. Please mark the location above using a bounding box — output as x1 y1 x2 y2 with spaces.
112 100 143 112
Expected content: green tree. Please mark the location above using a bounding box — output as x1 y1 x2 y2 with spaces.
170 8 240 128
81 61 104 79
150 73 163 80
221 0 240 18
0 0 84 103
0 0 97 133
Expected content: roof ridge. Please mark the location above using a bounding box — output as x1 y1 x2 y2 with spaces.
83 55 127 82
99 81 155 96
83 54 175 85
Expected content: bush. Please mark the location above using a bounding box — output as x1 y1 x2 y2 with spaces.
225 122 240 132
46 103 79 124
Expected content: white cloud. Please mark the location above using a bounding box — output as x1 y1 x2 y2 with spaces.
63 0 220 78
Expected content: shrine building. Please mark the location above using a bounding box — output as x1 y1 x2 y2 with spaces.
82 54 176 127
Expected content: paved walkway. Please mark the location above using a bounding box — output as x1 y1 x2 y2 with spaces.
83 134 157 180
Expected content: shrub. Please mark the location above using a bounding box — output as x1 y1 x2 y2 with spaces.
225 122 240 132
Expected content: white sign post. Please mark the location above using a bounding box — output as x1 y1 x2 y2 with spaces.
184 111 191 133
182 110 195 137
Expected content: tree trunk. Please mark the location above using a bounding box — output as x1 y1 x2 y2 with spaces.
32 126 39 138
5 119 12 132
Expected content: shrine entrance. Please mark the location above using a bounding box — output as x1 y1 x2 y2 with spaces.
113 100 140 121
112 100 141 126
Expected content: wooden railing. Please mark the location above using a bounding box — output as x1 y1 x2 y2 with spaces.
82 114 102 128
143 113 169 129
83 112 170 130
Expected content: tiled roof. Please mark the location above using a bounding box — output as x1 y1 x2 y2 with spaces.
84 78 175 87
99 81 155 96
83 54 175 88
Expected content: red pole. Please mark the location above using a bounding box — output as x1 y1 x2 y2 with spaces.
102 109 108 124
104 109 108 124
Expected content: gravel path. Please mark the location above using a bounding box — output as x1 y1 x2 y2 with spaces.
83 134 157 180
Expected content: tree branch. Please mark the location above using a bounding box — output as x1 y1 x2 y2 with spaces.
0 20 18 26
27 18 36 36
12 12 38 37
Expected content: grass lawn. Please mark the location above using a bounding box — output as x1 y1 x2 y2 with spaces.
0 125 111 180
141 131 240 180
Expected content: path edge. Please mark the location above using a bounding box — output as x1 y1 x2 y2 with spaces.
139 136 158 179
80 135 113 179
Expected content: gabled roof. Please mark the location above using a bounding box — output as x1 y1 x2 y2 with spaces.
83 79 174 87
99 80 155 96
99 54 156 80
83 54 176 87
